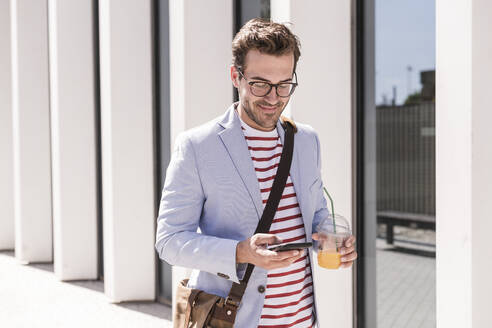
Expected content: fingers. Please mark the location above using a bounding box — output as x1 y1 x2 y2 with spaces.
339 250 358 269
273 249 304 261
339 236 358 268
257 248 304 261
255 248 305 270
344 235 356 247
249 233 308 270
341 251 357 262
255 247 281 258
252 233 282 246
264 250 305 270
340 245 355 256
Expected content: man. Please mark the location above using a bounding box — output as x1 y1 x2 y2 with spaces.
155 19 357 327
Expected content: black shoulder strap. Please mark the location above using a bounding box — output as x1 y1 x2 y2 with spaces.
226 119 296 307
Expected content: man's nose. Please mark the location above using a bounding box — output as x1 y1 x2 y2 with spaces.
264 86 279 103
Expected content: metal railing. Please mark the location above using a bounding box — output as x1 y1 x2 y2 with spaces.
376 102 435 216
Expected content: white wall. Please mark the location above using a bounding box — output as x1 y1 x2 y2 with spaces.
168 0 233 310
168 0 233 148
99 0 156 302
272 1 354 327
436 0 492 327
470 1 492 325
47 0 98 281
0 0 15 250
11 0 53 263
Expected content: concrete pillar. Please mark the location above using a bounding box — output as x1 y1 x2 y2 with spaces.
0 0 14 250
436 0 492 327
11 0 53 263
168 0 233 309
47 0 98 280
168 0 233 146
271 1 353 327
99 0 156 302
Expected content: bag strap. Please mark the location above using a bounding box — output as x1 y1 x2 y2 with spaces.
226 117 296 307
185 288 201 327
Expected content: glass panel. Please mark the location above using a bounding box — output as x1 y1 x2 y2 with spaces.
156 0 173 305
233 0 270 101
374 1 435 327
358 0 436 327
235 0 270 29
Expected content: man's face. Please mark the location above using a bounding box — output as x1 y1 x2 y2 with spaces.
231 50 295 131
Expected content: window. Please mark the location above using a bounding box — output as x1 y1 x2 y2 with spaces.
357 1 436 327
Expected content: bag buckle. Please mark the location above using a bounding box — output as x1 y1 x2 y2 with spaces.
224 297 239 308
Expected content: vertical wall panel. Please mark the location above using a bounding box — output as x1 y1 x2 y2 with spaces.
471 0 492 325
437 0 492 327
168 0 233 310
99 0 156 302
0 0 14 250
168 0 233 148
11 0 53 263
271 1 354 327
48 0 98 280
436 1 472 327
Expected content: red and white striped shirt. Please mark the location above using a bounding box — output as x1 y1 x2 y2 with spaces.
239 115 315 328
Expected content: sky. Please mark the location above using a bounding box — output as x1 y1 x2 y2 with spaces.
375 0 435 105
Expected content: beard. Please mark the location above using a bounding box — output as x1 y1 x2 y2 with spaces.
241 99 285 131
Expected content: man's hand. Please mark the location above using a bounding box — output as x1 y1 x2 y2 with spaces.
236 233 304 270
312 233 358 269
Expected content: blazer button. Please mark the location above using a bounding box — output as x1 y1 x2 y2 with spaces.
217 272 230 279
258 285 266 293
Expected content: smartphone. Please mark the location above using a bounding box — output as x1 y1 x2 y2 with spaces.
267 242 312 252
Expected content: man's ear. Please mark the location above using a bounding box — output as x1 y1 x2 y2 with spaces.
230 65 240 88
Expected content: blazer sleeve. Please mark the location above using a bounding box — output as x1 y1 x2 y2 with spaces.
311 131 331 252
155 133 242 283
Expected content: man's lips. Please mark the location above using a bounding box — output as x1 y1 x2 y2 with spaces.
257 103 278 112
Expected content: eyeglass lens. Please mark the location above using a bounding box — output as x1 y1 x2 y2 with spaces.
250 82 295 97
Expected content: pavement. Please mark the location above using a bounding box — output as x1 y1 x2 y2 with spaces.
0 251 173 328
1 236 436 328
376 238 436 328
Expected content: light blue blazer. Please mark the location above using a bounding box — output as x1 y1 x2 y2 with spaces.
155 104 330 327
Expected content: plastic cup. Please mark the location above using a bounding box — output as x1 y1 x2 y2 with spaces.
316 214 352 269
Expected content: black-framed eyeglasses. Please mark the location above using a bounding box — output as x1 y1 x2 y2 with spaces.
236 68 298 98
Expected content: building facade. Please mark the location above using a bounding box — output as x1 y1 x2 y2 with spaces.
1 0 491 327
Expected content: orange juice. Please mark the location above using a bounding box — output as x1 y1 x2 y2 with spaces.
318 250 341 269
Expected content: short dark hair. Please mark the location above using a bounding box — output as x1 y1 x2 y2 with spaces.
232 18 301 75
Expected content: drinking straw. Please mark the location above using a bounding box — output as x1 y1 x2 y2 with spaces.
323 187 338 252
323 187 336 233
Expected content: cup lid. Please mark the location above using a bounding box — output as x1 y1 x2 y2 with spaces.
316 214 351 235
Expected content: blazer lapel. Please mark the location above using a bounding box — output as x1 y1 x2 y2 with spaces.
218 105 263 220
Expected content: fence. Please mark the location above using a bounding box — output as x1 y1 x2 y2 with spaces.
376 102 435 216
